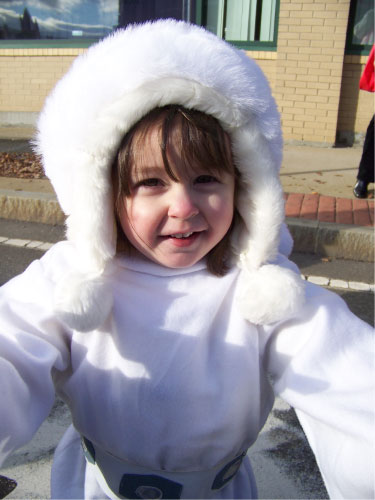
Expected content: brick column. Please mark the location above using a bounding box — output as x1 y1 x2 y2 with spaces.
275 0 350 145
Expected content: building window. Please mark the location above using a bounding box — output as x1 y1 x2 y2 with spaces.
197 0 279 50
0 0 278 50
0 1 119 44
346 0 374 54
0 0 195 47
118 0 194 26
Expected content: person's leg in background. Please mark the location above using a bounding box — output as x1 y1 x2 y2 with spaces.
354 115 374 198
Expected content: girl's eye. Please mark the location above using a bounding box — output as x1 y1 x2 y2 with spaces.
195 175 219 184
138 178 162 187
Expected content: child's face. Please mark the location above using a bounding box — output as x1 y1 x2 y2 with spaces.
118 126 235 269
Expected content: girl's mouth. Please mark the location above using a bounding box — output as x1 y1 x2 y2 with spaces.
165 231 200 247
170 232 194 239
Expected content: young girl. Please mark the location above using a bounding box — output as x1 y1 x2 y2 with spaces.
0 20 373 500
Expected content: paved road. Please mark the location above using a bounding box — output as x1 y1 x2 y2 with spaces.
290 253 374 327
0 219 373 499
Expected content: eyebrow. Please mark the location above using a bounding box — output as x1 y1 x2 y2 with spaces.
131 166 166 178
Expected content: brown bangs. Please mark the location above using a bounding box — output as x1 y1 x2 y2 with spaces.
114 105 235 197
112 105 239 276
160 106 235 181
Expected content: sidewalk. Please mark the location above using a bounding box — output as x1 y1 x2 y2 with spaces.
0 127 374 262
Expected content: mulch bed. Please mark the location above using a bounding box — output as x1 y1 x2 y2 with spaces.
0 152 45 179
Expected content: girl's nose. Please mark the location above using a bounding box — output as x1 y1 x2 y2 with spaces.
167 184 199 220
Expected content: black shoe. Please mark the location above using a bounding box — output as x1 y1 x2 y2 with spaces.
353 180 368 198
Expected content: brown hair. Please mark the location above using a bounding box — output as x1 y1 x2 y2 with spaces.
112 105 239 276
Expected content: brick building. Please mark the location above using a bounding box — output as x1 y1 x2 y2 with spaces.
0 0 373 146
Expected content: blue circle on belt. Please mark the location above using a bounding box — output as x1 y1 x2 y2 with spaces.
211 453 245 490
119 474 183 499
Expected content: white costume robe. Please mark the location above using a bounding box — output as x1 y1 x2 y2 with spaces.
0 242 373 499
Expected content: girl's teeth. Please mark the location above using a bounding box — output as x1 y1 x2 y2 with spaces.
171 232 193 239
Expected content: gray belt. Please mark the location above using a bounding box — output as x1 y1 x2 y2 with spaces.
81 436 246 499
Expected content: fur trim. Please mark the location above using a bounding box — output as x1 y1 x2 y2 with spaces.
35 19 305 330
236 264 306 325
54 271 113 332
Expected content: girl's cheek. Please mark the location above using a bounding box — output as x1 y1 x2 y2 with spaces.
210 192 234 211
130 201 153 220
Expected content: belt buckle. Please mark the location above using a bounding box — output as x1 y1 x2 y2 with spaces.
81 436 245 498
119 474 182 499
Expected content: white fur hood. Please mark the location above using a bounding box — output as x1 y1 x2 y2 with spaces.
35 19 305 331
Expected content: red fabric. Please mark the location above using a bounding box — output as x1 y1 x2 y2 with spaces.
359 45 374 92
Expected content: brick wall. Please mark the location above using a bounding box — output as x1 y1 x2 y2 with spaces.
0 48 83 115
275 0 350 145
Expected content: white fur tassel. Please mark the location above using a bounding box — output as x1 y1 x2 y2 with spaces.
54 272 113 332
235 264 306 325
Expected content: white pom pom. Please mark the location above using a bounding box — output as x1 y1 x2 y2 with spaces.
235 264 306 325
54 272 113 332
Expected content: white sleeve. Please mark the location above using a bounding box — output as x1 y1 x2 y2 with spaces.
0 244 72 467
264 283 374 499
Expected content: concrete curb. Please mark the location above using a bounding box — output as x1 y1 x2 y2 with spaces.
0 189 65 226
301 274 374 293
0 188 374 262
287 217 374 262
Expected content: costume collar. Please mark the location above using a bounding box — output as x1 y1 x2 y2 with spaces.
115 253 208 277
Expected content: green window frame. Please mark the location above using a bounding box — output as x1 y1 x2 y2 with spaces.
0 39 97 49
346 0 374 55
196 0 280 51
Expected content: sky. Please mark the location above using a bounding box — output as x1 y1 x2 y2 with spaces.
0 0 118 38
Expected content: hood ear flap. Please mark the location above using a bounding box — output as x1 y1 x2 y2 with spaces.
54 271 113 332
230 125 284 265
230 126 306 324
235 263 306 325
